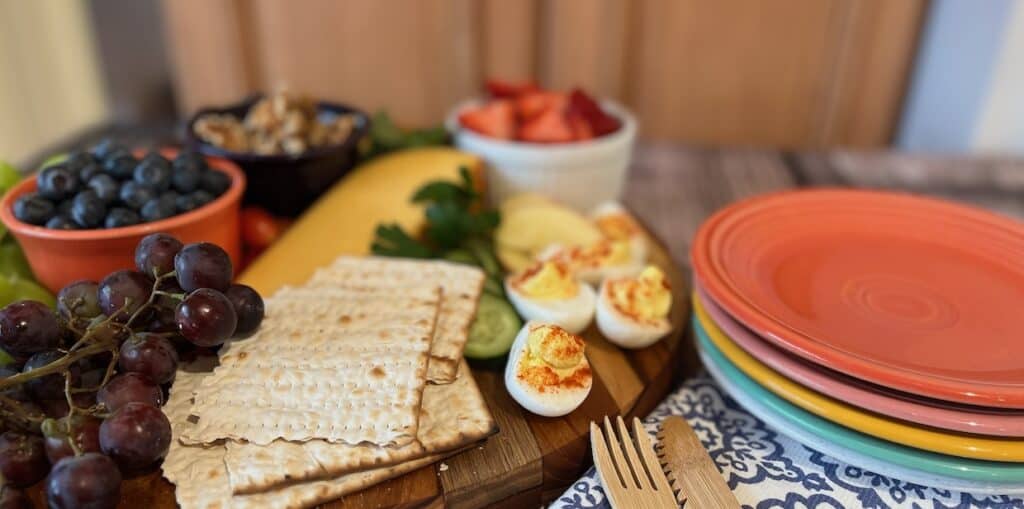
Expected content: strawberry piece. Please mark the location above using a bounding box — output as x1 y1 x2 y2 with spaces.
515 91 567 121
458 100 515 139
517 108 574 143
567 112 594 141
567 88 621 136
485 79 539 99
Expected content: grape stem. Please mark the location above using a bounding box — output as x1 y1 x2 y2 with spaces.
0 394 43 433
125 271 177 328
0 342 110 391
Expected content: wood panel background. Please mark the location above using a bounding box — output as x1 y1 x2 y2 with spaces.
161 0 926 148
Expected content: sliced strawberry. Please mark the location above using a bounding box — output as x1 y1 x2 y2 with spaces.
517 108 574 143
515 91 567 121
567 88 621 136
485 79 539 99
567 112 594 141
458 100 515 139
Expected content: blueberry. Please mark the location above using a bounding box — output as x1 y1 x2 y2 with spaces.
57 199 73 215
37 165 80 201
118 181 154 210
70 190 107 228
175 193 200 213
86 174 119 204
171 165 201 193
104 207 140 228
65 151 97 173
104 152 137 179
45 215 78 230
140 198 175 222
91 139 127 161
133 156 172 192
173 150 207 172
13 193 55 225
200 171 231 196
79 163 103 182
190 190 215 207
158 191 179 209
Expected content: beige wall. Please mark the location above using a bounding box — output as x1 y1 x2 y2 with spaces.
0 0 110 166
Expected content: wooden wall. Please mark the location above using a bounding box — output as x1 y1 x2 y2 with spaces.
161 0 926 148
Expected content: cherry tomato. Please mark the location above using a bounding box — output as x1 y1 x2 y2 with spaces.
240 207 286 250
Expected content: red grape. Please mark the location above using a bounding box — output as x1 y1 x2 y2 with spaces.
98 270 153 322
174 242 233 292
97 372 163 411
119 333 178 384
23 351 79 400
56 280 102 322
0 485 30 509
0 300 61 356
45 453 121 509
135 233 183 277
225 284 264 335
145 307 178 334
98 402 171 471
176 289 237 347
42 415 102 464
0 432 48 487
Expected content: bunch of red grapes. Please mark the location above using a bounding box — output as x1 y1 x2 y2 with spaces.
0 233 264 508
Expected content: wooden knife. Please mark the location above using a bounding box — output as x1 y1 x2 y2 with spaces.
656 416 740 508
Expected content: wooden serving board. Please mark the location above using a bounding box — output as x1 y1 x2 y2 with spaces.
24 234 692 509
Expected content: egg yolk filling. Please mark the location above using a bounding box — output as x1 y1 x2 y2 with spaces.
512 261 578 300
517 324 591 393
555 239 633 269
608 266 671 322
595 213 640 241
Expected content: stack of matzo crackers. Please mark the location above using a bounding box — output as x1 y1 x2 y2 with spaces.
161 257 497 509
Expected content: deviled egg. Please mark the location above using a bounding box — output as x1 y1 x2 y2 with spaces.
505 260 596 333
591 201 649 263
595 265 672 348
539 237 645 285
505 322 593 417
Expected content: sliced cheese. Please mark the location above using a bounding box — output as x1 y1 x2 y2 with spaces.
239 148 482 295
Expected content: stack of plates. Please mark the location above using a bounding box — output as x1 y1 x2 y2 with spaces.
690 189 1024 495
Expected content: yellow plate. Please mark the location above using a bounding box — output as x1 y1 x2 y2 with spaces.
693 293 1024 463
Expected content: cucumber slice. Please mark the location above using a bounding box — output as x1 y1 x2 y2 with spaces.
464 293 521 359
443 249 480 267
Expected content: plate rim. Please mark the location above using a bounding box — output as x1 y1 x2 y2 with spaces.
694 286 1024 437
691 188 1024 408
695 324 1024 483
693 314 1024 462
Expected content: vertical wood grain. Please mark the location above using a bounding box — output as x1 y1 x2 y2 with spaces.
479 0 539 81
538 0 630 99
817 0 927 146
247 0 478 126
159 0 255 113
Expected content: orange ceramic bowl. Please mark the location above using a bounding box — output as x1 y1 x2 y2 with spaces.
0 148 245 293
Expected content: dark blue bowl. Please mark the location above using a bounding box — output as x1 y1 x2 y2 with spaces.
184 95 370 217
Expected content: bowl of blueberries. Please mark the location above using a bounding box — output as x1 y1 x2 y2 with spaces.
0 140 245 292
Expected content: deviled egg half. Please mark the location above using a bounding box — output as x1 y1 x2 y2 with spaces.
505 260 596 333
505 322 593 417
537 203 647 284
591 201 649 263
596 265 673 349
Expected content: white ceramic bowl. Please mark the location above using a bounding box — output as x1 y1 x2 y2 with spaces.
446 99 637 211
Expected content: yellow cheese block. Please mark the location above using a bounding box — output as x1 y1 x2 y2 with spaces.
239 148 482 295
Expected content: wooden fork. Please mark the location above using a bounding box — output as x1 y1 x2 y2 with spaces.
591 416 679 508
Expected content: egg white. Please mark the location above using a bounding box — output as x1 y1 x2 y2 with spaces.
595 278 672 349
504 322 592 417
504 275 596 333
536 243 644 286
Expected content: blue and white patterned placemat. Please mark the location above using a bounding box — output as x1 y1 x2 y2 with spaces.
549 374 1024 509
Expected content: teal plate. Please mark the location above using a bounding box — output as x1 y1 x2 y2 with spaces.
695 319 1024 488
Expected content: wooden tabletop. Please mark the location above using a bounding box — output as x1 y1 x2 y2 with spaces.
624 144 1024 279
